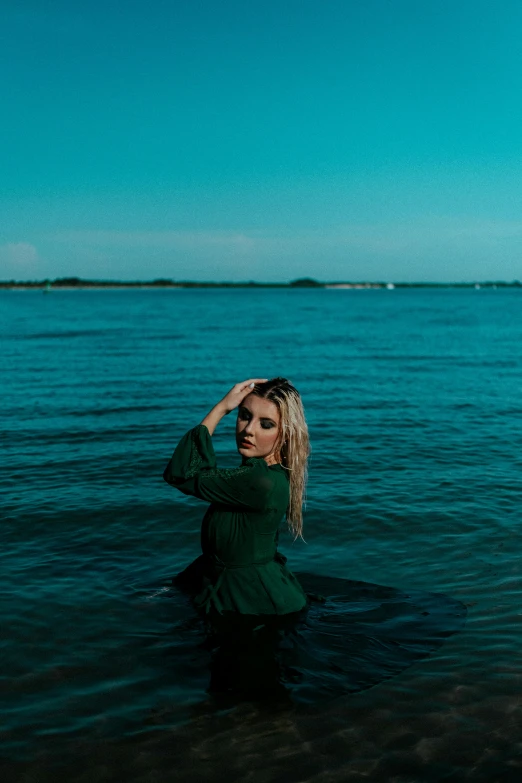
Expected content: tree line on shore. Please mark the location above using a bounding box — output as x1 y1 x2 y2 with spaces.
1 276 521 289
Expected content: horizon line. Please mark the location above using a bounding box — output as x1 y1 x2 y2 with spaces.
1 277 522 289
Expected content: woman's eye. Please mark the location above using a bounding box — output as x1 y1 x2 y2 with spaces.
238 410 273 429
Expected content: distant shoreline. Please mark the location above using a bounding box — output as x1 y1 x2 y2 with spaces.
1 277 521 290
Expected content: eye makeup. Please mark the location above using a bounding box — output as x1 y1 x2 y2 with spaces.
238 407 276 429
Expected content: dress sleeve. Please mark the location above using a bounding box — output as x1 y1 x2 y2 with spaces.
163 424 275 511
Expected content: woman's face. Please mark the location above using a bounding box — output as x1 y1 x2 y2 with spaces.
236 394 281 463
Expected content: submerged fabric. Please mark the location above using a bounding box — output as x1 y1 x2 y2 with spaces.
199 573 468 704
163 424 308 615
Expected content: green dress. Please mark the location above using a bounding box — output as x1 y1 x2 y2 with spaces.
163 424 308 617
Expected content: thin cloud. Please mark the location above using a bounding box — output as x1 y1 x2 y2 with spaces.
0 242 39 265
253 217 522 254
50 230 256 252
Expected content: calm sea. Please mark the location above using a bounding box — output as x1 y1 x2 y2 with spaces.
2 288 522 781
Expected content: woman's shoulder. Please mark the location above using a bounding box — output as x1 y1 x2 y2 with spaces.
242 457 288 475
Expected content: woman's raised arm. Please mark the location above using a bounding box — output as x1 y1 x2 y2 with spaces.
163 424 275 511
163 378 271 510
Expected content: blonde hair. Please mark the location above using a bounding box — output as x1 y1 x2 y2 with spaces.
251 377 310 540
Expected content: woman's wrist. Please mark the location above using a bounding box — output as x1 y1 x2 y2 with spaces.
200 401 228 436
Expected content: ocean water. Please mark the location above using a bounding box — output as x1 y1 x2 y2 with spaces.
2 287 522 782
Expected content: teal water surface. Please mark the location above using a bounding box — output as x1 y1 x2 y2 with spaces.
2 288 522 782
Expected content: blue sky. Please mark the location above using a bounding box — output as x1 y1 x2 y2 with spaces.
1 0 522 282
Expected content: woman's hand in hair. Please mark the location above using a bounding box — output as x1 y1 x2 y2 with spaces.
219 379 268 414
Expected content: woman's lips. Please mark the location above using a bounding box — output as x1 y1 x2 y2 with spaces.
240 441 254 448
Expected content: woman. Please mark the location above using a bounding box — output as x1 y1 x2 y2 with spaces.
163 376 310 618
163 376 311 697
